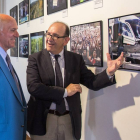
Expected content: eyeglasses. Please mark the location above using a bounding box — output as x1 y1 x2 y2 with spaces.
44 33 68 40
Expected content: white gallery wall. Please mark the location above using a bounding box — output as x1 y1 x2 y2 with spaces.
5 0 140 140
0 0 5 13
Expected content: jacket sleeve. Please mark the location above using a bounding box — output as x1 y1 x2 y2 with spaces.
79 55 116 90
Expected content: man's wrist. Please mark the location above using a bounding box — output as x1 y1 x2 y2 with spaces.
106 69 114 79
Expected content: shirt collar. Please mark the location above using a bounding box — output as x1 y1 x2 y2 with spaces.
0 46 7 60
49 49 64 59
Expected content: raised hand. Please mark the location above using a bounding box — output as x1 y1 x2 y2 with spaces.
106 52 124 76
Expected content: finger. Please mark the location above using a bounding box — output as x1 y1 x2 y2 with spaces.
78 85 82 93
106 53 111 61
74 84 82 92
117 54 124 64
75 85 82 93
118 52 123 56
117 52 124 60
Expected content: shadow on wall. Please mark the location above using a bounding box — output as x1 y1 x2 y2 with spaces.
84 73 140 140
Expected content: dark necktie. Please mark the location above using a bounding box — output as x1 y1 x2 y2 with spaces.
54 55 66 114
6 54 23 102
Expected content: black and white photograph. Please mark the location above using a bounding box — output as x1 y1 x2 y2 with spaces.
30 0 44 20
70 0 90 7
47 0 67 15
30 31 44 54
10 38 18 57
108 13 140 71
19 34 29 58
19 0 29 24
70 21 103 67
10 5 18 24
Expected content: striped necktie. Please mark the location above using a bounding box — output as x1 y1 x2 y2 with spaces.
6 54 23 102
54 55 66 114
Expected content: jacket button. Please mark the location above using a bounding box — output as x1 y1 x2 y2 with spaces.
21 109 24 112
21 125 24 127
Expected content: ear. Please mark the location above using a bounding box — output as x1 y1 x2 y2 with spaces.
64 37 70 46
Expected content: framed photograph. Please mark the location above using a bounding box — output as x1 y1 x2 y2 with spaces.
19 34 29 58
30 0 44 20
10 5 18 24
70 0 90 7
30 31 44 54
19 0 29 25
70 21 103 67
47 0 67 15
10 38 18 57
108 13 140 71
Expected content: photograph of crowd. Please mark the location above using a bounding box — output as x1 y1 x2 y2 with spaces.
70 0 90 6
47 0 67 15
19 35 29 58
10 5 18 24
30 31 44 54
70 21 103 67
30 0 44 20
19 0 29 24
10 38 18 57
108 13 140 71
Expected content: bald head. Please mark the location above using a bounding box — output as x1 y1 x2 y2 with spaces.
0 14 19 51
49 21 69 37
0 14 15 31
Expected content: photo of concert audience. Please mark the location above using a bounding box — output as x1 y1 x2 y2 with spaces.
70 21 103 67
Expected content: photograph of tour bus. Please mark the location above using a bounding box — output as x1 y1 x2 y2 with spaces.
108 13 140 71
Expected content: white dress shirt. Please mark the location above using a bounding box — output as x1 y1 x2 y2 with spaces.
0 47 8 67
49 49 69 110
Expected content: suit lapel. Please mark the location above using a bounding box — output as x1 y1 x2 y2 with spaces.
13 67 27 106
42 49 73 87
42 49 55 86
64 51 73 88
0 55 23 106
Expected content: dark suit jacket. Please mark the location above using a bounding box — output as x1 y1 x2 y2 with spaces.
27 49 115 140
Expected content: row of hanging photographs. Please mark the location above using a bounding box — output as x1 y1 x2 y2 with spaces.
10 0 90 25
10 30 67 58
10 11 140 71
